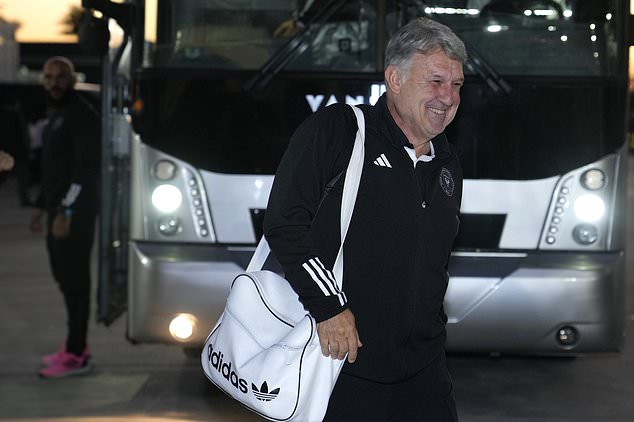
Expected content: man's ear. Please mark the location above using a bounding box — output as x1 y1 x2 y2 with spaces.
385 65 402 94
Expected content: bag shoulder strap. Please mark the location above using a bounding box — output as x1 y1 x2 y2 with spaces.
248 105 366 291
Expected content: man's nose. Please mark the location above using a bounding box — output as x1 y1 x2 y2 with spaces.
438 83 454 104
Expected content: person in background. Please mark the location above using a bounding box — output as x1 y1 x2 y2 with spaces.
264 17 466 421
29 56 100 379
274 0 321 37
274 0 355 37
0 100 30 204
0 150 15 186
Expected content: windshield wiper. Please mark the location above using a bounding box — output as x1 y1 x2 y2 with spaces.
464 40 512 96
244 0 347 91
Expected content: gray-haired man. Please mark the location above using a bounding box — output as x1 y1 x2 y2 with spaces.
264 18 466 420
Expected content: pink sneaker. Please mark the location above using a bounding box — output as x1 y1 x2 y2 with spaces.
42 344 91 366
41 344 66 366
39 352 92 378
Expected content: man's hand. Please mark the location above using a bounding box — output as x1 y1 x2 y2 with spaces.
316 309 362 363
29 208 44 233
273 18 300 38
0 151 14 172
51 213 71 239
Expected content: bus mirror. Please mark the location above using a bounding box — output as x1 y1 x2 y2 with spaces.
78 12 110 56
82 0 133 33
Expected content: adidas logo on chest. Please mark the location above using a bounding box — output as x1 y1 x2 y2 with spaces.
373 153 392 168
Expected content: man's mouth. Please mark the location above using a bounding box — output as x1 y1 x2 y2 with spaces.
427 106 446 115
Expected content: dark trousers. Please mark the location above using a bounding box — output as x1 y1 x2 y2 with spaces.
324 352 458 421
46 211 96 356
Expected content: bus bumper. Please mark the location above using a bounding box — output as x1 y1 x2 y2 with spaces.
126 241 254 345
445 252 626 354
127 241 625 354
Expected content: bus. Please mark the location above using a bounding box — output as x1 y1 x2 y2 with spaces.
91 0 630 355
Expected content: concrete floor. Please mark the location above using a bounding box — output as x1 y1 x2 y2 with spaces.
0 155 633 422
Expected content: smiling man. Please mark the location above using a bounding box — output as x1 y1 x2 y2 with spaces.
264 17 467 421
385 48 463 157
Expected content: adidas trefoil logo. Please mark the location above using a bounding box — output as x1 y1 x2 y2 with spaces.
252 381 280 402
373 153 392 168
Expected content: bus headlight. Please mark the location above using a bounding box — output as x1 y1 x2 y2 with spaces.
572 224 598 245
154 159 177 180
580 168 605 190
573 194 604 222
158 216 180 235
168 313 197 341
151 184 183 213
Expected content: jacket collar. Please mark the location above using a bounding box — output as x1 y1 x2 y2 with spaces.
376 93 452 159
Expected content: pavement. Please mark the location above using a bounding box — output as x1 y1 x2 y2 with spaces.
0 177 261 422
0 154 633 422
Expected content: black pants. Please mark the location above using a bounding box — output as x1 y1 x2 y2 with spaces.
324 352 458 421
46 211 96 356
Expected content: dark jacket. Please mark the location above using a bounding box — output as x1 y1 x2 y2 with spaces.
36 90 100 216
263 94 463 383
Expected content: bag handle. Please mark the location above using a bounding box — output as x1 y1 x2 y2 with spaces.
248 104 366 291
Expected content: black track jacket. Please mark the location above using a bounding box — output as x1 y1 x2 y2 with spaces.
36 91 100 216
263 94 463 383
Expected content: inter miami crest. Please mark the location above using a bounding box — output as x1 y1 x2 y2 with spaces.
439 167 455 197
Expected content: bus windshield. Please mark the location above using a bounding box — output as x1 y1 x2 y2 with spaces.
137 0 627 179
146 0 622 77
150 0 299 70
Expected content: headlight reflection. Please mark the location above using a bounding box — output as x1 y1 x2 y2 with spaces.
151 184 183 213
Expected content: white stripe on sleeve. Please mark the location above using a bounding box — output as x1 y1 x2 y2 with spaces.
61 183 82 207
